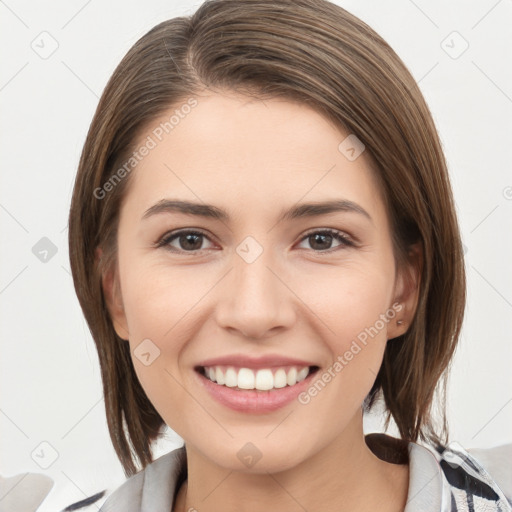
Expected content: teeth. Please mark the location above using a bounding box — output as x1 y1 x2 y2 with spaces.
203 365 312 390
297 367 309 382
274 369 287 388
238 368 255 389
286 367 297 386
215 367 225 385
255 369 273 390
225 367 238 387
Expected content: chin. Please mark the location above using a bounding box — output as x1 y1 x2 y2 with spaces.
191 435 311 475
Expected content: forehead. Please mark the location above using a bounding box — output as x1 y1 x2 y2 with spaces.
121 91 386 224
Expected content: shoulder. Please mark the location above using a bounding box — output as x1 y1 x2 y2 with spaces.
62 446 187 512
433 440 512 511
61 473 145 512
466 443 512 503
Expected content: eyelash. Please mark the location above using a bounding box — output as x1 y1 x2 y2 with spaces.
155 228 355 254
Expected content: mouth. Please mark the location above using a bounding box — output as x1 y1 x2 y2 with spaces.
192 354 322 412
194 365 321 391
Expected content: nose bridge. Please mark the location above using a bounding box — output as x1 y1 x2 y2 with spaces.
214 237 295 337
235 249 275 299
232 239 281 310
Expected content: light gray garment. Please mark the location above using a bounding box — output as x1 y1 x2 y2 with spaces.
71 434 511 512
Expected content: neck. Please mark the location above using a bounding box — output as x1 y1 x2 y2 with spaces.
174 413 409 512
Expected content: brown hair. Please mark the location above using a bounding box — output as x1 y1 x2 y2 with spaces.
68 0 466 476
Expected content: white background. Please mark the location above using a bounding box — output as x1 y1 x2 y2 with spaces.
1 0 511 511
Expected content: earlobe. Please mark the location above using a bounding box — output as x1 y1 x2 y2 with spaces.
388 242 423 340
96 247 130 341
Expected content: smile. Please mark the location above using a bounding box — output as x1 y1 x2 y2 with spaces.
199 365 317 391
194 365 320 413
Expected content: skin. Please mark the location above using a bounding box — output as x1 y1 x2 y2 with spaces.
102 90 421 512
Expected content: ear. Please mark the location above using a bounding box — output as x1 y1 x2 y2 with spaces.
387 242 423 340
96 247 130 341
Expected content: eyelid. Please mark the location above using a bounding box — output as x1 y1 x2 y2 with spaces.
154 228 217 251
297 228 356 250
155 227 357 253
301 227 352 240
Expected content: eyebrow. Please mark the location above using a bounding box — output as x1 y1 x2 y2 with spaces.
142 199 373 224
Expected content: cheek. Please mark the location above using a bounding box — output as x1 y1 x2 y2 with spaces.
119 262 212 409
295 264 394 396
295 261 395 344
120 261 209 341
119 263 197 431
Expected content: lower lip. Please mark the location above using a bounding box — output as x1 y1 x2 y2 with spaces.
195 368 318 413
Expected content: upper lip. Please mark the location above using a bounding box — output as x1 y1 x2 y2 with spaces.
195 354 318 370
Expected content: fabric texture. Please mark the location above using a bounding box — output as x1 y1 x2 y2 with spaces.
0 473 54 512
60 434 512 512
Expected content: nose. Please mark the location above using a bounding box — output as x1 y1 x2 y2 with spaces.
213 247 296 340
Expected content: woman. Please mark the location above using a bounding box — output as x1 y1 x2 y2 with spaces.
65 0 511 510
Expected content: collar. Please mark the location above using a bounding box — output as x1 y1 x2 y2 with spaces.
98 434 463 512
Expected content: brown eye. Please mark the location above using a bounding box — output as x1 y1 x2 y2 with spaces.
158 230 214 253
298 229 354 252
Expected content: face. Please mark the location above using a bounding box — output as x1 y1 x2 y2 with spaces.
103 90 418 473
